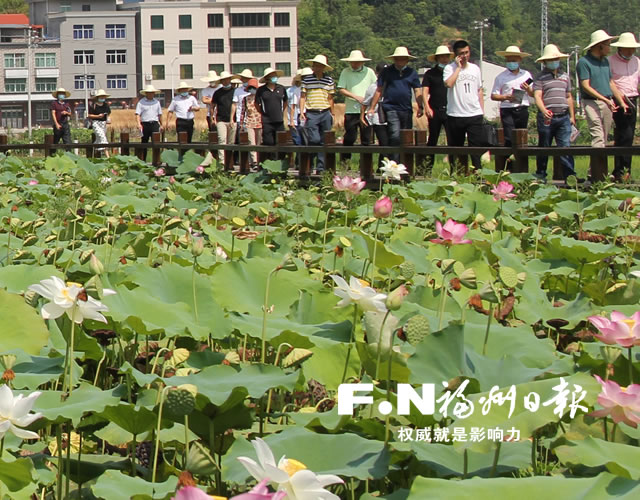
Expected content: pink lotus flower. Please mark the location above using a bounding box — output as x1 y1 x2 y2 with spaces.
172 480 286 500
430 219 472 245
491 181 516 201
588 311 640 348
373 196 392 218
169 176 176 184
195 165 205 175
28 179 38 186
154 168 165 177
333 175 366 201
590 375 640 427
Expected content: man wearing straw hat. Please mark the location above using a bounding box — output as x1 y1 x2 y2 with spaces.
255 67 288 147
50 87 72 144
367 46 423 161
87 89 111 158
609 32 640 181
491 46 534 150
200 70 220 132
299 54 335 173
166 82 200 143
422 45 453 170
443 39 484 170
136 85 163 143
577 30 628 153
532 44 577 181
338 50 377 159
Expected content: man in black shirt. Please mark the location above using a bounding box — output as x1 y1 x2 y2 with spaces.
422 45 453 171
255 67 288 146
211 71 236 165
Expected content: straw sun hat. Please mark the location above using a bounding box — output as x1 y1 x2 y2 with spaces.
140 84 159 95
305 54 333 71
51 87 71 98
386 46 416 60
340 50 371 62
584 30 618 51
259 67 285 83
427 45 453 62
495 46 532 58
611 32 640 48
535 44 569 62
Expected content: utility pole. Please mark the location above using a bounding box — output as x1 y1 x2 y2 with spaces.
25 27 34 139
84 58 89 119
570 45 581 115
472 18 490 74
541 0 549 54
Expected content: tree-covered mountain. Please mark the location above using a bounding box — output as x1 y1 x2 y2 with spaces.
0 0 28 14
298 0 640 73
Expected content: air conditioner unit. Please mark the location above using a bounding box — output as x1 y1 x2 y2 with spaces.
145 74 152 81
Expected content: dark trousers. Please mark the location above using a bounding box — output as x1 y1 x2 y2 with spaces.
262 121 284 146
536 112 575 179
500 106 529 147
176 118 194 142
426 107 448 168
342 113 372 159
385 108 412 161
613 96 637 176
373 124 389 168
305 109 333 171
206 115 215 132
446 114 484 169
141 121 160 143
54 121 71 144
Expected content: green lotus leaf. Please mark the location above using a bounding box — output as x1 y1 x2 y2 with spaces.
91 470 178 500
0 289 49 355
555 436 640 479
544 236 618 265
0 458 35 493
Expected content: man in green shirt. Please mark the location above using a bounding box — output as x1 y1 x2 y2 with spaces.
577 30 628 149
338 50 377 160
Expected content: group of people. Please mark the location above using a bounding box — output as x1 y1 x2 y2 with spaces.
49 29 640 180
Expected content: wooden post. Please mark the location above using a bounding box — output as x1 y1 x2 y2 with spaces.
238 131 250 174
414 130 427 175
44 134 54 157
359 151 374 182
0 134 7 145
400 129 415 177
207 131 220 168
552 156 563 181
87 133 96 159
495 128 507 171
277 129 291 163
120 132 130 156
299 145 312 178
511 129 529 173
152 132 162 166
323 130 336 173
590 150 608 182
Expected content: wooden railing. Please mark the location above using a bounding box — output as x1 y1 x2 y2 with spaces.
0 129 637 182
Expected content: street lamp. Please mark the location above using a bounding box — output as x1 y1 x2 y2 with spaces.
472 18 491 74
170 55 179 99
568 45 581 115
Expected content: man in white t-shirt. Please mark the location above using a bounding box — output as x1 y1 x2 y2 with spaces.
200 70 220 131
443 39 484 169
491 46 534 148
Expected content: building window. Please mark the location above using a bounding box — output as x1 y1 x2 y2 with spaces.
106 24 126 39
106 50 127 64
207 13 223 28
231 38 270 53
209 63 224 73
179 40 192 55
151 41 164 55
274 13 290 26
74 75 95 90
35 52 56 68
107 75 127 90
275 62 291 77
230 13 269 27
180 64 193 79
35 78 58 92
231 63 269 76
5 78 26 93
4 53 25 68
73 50 94 65
179 15 192 29
150 15 164 30
73 24 94 39
152 65 165 80
35 103 51 122
208 39 224 53
60 3 71 12
275 38 290 52
82 4 90 11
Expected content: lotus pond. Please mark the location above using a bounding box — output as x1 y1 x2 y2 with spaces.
0 150 640 499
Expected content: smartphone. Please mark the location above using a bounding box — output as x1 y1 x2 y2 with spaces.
525 77 534 85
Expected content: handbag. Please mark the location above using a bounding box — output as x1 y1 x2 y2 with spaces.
481 120 499 147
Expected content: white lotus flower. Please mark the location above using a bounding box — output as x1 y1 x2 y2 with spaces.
379 158 408 180
28 276 111 324
630 271 640 278
0 385 42 440
216 246 228 261
238 438 343 500
330 275 387 313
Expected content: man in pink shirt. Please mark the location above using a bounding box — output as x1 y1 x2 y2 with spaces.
610 32 640 181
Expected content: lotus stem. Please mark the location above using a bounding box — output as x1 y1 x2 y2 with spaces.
273 342 293 367
152 386 170 484
192 257 199 322
489 441 501 477
374 310 391 380
66 312 77 396
437 278 448 331
604 416 609 441
261 268 277 364
463 448 468 478
56 426 63 500
369 218 381 285
230 232 235 262
340 304 359 384
482 304 494 356
629 347 634 384
184 415 189 465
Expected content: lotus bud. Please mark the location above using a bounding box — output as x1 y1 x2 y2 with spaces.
191 237 204 258
459 268 477 289
478 282 500 303
386 284 409 310
89 253 104 275
600 345 622 364
24 289 39 307
278 253 298 272
373 196 393 218
441 258 457 274
474 213 486 224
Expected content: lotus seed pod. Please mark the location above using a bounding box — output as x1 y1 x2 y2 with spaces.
399 261 415 279
405 315 431 345
498 266 519 288
165 386 196 417
24 289 39 307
